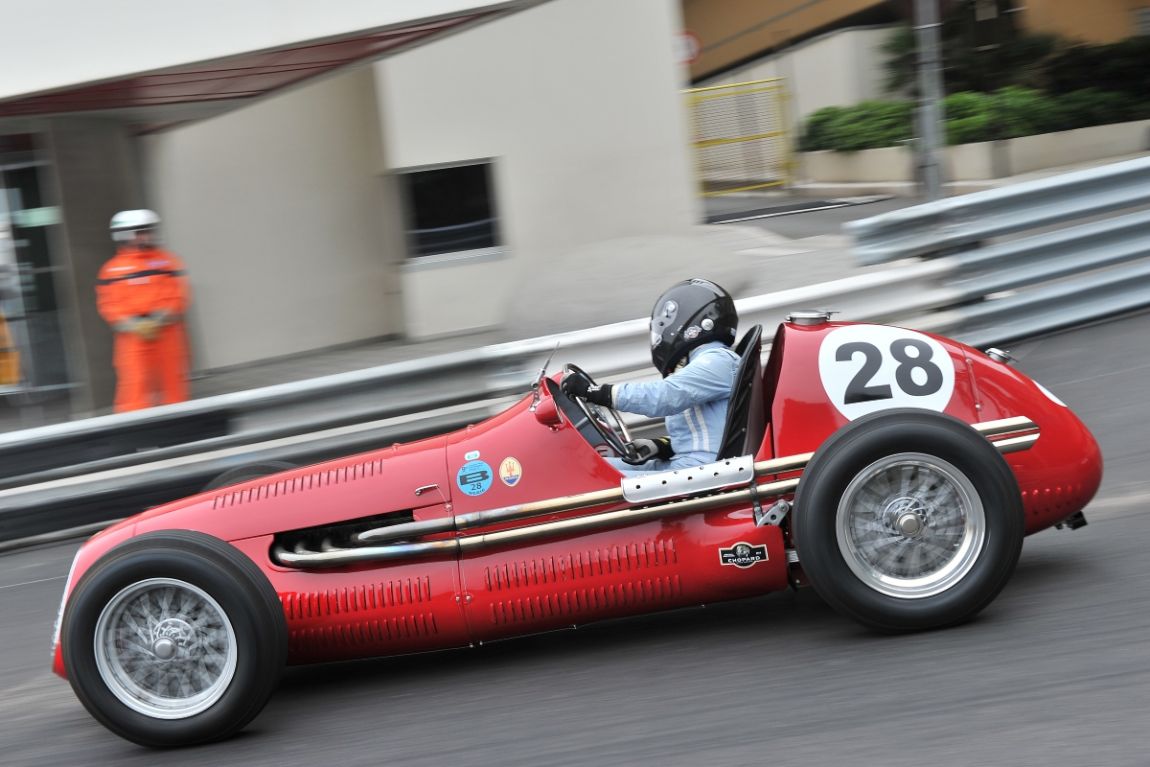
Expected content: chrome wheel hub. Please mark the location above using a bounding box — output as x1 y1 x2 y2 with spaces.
836 453 986 599
886 496 928 537
94 578 238 719
895 510 924 537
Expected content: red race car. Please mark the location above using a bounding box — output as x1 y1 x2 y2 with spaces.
50 314 1101 747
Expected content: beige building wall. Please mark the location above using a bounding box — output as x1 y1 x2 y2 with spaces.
1021 0 1143 43
378 0 699 339
698 26 897 130
143 67 404 369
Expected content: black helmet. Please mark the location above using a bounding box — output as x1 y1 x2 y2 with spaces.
649 278 737 376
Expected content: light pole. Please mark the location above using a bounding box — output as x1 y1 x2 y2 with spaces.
915 0 946 200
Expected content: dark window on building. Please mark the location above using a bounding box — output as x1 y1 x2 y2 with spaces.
399 161 500 259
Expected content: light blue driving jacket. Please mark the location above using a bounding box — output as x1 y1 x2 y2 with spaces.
606 341 739 475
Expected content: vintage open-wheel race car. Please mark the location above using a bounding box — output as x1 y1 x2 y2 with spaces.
50 312 1101 746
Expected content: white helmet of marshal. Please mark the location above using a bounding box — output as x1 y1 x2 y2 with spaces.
109 209 160 242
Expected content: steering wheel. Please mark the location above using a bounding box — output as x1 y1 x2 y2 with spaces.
562 364 645 465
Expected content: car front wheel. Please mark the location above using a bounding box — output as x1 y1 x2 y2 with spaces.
62 530 287 747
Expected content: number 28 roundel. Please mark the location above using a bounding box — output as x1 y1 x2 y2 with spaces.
817 325 955 421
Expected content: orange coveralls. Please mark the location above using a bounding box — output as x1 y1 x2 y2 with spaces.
96 246 190 412
0 310 18 386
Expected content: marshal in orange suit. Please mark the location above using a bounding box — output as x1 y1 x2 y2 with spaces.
96 209 190 412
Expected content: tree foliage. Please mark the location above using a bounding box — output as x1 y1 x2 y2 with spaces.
884 0 1060 97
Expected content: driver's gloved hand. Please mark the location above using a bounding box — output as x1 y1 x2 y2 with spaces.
561 374 613 406
632 437 674 462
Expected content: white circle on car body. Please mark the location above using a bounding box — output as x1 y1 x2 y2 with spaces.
818 325 956 420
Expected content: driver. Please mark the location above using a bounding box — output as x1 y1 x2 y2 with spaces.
562 278 739 474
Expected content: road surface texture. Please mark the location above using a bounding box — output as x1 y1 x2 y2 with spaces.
1 312 1147 766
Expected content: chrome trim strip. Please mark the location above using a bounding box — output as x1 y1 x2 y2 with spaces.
356 455 814 545
460 478 800 551
355 488 623 543
273 539 458 568
991 433 1041 454
290 416 1040 568
973 416 1037 437
456 488 623 530
753 452 814 475
278 478 800 567
355 518 455 543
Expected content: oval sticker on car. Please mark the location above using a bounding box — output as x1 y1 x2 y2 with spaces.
818 325 955 420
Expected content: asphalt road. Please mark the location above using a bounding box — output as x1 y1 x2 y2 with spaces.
2 313 1149 766
704 195 921 239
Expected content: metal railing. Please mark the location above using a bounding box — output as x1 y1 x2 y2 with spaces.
849 157 1150 265
0 259 949 544
846 155 1150 347
4 155 1150 545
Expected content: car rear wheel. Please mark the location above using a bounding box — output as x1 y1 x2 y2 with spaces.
792 409 1024 632
62 530 287 747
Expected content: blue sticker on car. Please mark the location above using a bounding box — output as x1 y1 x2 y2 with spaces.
456 459 493 496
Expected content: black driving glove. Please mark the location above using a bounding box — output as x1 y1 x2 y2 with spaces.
562 374 613 406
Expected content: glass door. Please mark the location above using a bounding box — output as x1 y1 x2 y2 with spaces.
0 133 73 429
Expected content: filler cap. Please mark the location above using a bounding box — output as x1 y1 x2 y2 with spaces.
786 310 831 326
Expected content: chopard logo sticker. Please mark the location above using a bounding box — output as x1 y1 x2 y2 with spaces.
719 542 768 568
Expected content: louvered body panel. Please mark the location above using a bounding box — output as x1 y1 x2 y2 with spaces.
459 507 787 642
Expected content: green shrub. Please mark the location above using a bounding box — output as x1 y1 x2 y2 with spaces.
800 87 1150 152
799 107 844 152
1055 88 1134 130
836 100 914 151
946 113 993 145
798 101 913 152
943 91 989 121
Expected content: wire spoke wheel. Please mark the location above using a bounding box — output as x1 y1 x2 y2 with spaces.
64 531 288 746
792 410 1024 632
94 578 238 719
836 453 985 599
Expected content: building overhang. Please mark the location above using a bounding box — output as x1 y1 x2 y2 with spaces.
0 1 544 129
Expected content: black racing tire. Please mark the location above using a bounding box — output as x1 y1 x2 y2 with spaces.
61 530 288 747
792 409 1024 632
202 461 296 491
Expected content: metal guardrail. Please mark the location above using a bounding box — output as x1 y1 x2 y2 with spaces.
847 155 1150 347
0 260 950 543
849 156 1150 264
5 155 1150 545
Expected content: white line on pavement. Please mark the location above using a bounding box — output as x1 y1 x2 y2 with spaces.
715 202 851 224
0 575 65 591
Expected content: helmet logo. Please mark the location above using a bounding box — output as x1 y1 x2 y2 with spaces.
684 325 701 340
